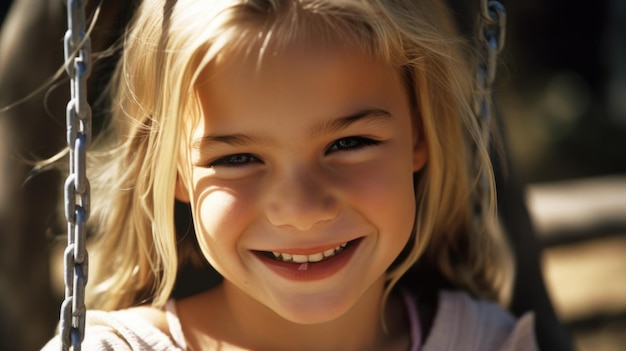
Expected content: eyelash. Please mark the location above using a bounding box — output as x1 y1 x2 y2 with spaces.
208 136 380 167
209 154 261 168
326 136 381 154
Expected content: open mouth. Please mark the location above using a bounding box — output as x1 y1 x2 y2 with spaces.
253 238 363 280
258 239 359 264
258 238 361 264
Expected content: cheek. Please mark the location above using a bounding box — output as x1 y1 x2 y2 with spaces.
190 178 258 267
197 191 238 236
337 155 416 236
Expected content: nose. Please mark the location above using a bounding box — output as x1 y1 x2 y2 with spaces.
265 166 339 231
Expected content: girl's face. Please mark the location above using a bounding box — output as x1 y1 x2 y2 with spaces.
177 43 427 324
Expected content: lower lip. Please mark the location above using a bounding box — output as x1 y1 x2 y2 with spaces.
253 239 362 282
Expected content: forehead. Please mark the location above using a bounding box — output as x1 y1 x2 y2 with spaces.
192 43 408 136
212 38 394 82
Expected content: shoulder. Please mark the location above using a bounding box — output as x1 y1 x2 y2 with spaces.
422 290 538 351
40 306 183 351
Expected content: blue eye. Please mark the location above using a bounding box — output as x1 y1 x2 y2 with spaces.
326 137 380 154
209 154 261 167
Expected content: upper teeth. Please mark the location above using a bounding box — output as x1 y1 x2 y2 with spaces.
272 242 348 263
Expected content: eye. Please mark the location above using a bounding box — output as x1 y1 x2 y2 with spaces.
326 136 380 154
208 153 261 167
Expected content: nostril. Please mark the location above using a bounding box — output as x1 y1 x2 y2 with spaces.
264 170 340 229
265 196 339 230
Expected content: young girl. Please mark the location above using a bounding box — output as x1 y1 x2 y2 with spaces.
44 0 537 349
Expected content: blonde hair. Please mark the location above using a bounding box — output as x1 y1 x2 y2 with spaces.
87 0 512 311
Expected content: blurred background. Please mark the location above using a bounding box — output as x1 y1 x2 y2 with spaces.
1 0 625 350
501 1 626 350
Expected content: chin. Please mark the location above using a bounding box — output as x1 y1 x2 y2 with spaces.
268 290 362 325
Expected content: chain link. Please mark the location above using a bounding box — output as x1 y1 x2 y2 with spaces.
473 0 506 224
60 0 91 350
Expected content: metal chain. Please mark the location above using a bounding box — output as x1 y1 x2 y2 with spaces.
473 0 506 225
475 0 506 134
60 0 92 350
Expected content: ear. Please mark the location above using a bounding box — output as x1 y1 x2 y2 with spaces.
412 136 428 172
175 174 191 203
411 112 428 172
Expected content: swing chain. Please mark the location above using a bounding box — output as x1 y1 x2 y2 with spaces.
475 0 506 132
473 0 506 224
60 0 91 350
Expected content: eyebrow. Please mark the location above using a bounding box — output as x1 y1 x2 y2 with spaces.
191 133 262 151
309 108 392 137
191 108 392 150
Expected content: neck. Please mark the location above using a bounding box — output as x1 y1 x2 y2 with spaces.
186 277 409 351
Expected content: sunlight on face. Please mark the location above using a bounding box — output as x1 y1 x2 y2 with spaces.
177 43 427 325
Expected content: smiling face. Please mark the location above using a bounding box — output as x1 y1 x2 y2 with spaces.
176 43 428 325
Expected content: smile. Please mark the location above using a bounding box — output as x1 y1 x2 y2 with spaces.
269 242 348 263
254 238 362 281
